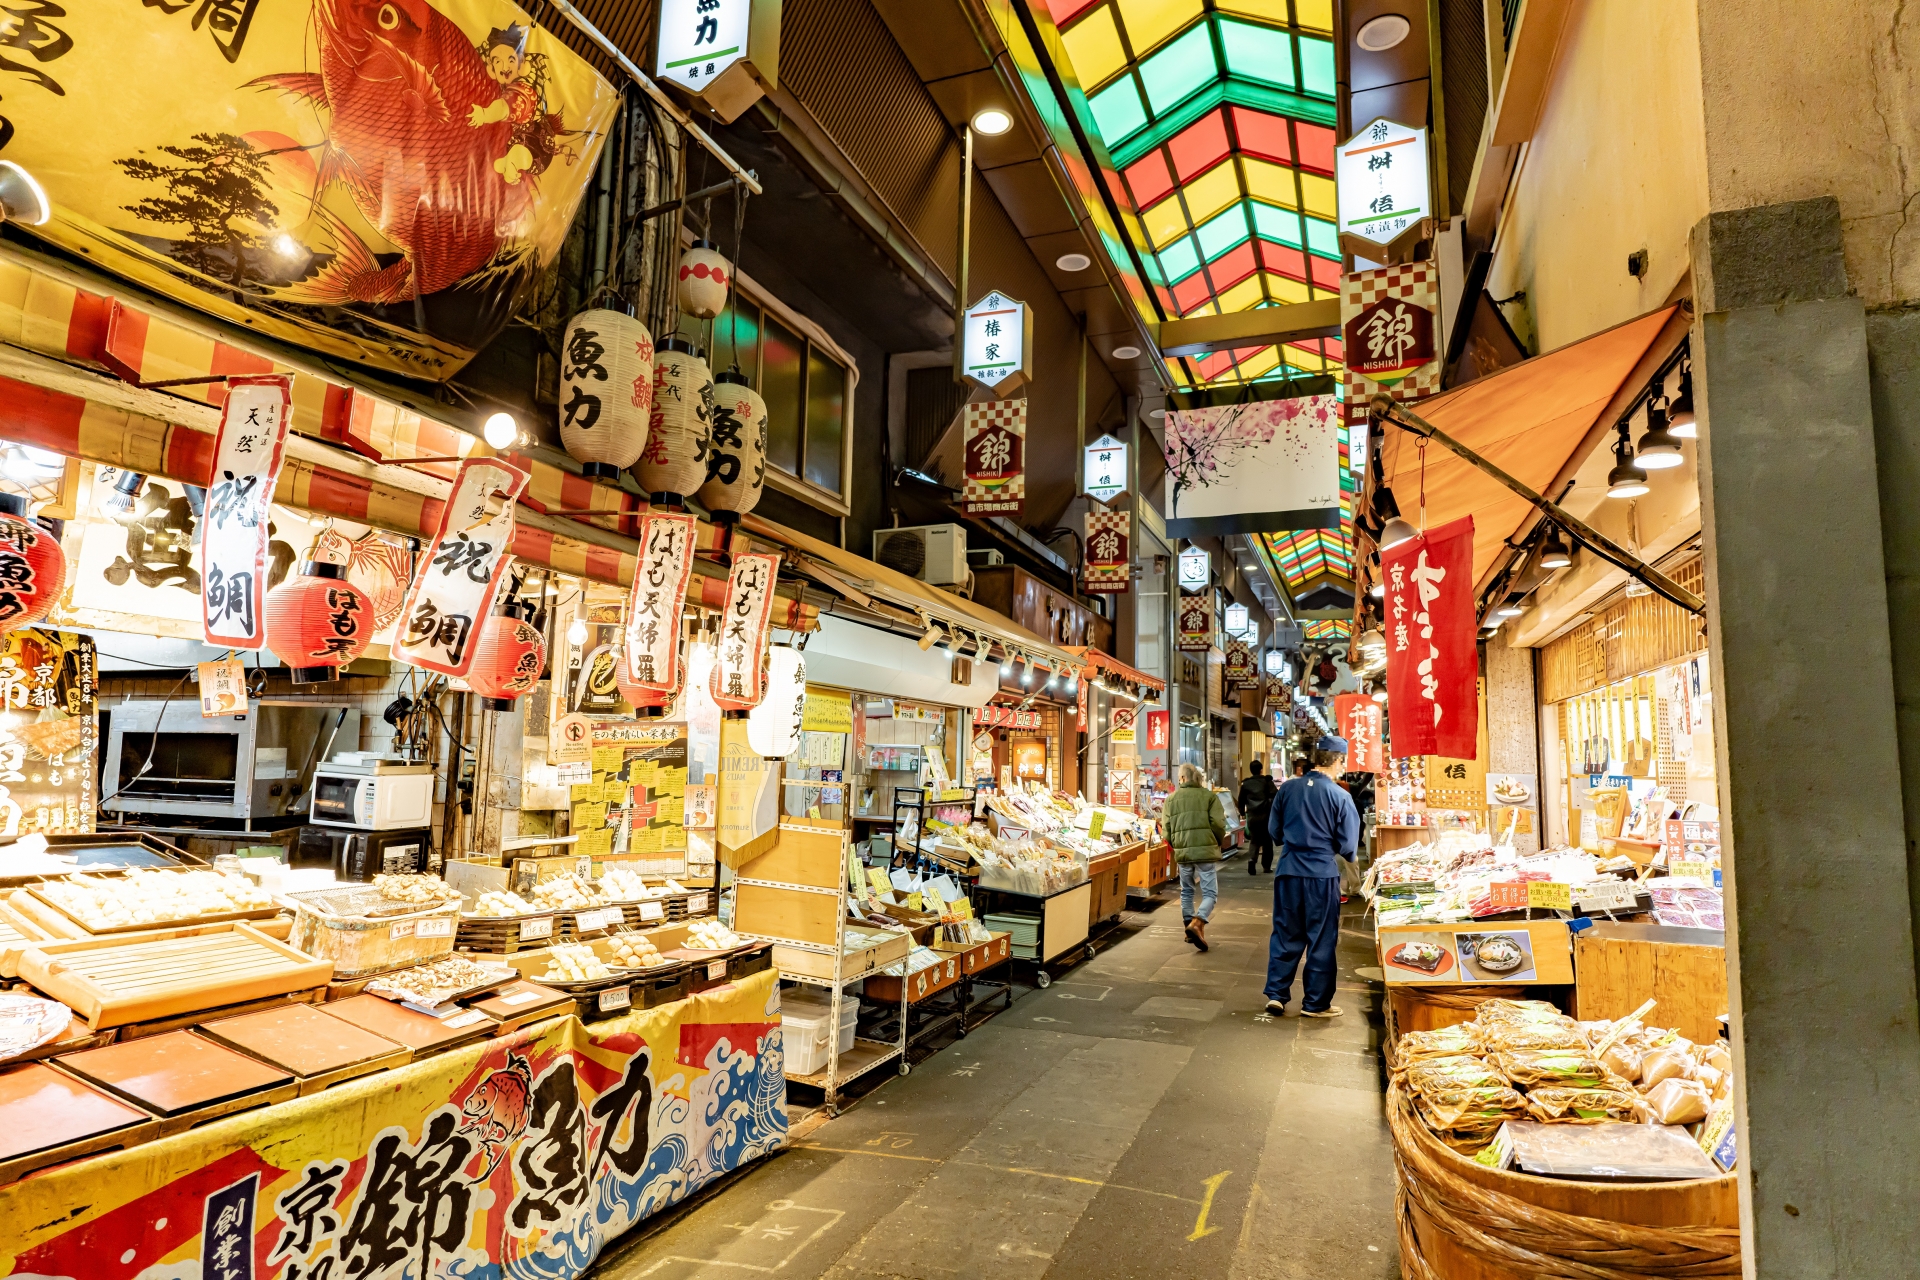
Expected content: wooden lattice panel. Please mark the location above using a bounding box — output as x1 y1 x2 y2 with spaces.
19 923 332 1028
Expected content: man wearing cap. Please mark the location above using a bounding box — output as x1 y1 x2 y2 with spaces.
1263 734 1359 1018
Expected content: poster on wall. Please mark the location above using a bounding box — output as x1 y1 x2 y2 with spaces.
587 721 689 871
1162 397 1342 539
0 1 619 381
0 630 97 836
1382 515 1476 758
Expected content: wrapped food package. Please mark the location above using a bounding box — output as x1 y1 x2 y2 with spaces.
1474 998 1575 1028
1694 1063 1724 1094
1600 1042 1644 1083
1493 1050 1620 1090
1639 1047 1694 1089
1406 1056 1511 1094
1482 1022 1588 1054
1698 1041 1733 1073
1396 1024 1484 1062
1416 1085 1529 1132
1524 1087 1648 1124
1643 1077 1712 1125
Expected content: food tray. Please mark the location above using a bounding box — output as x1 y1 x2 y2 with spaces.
27 872 279 935
17 922 333 1029
0 899 51 978
605 887 715 929
288 899 462 980
454 911 560 955
286 883 459 918
0 832 196 886
364 961 518 1010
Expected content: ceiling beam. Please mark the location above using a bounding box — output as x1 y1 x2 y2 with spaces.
1156 297 1342 358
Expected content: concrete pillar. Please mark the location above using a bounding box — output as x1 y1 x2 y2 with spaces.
1483 633 1541 855
1692 196 1920 1275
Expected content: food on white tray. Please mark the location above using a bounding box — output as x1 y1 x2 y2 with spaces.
540 943 612 982
606 932 665 968
470 890 539 917
684 920 742 950
376 955 499 998
40 868 272 928
373 873 462 906
598 867 665 900
530 874 606 910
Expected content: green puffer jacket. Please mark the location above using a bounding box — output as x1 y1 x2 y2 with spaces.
1162 781 1227 864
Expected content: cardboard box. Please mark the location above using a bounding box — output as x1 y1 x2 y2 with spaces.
1377 920 1573 986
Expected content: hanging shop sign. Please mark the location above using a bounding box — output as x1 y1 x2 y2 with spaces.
1333 692 1385 773
643 339 716 502
626 512 698 699
1084 509 1131 594
1176 594 1213 652
1224 640 1259 688
710 552 782 711
393 458 529 676
1163 397 1342 539
959 291 1032 394
1085 433 1129 504
263 562 375 682
200 375 292 650
974 705 1042 730
961 400 1027 516
465 615 547 710
1225 603 1250 636
1336 118 1431 259
0 6 617 381
655 0 782 123
1343 262 1442 434
1264 677 1293 711
746 646 806 758
698 372 769 517
1382 515 1477 759
1144 708 1170 751
560 309 654 480
0 630 96 836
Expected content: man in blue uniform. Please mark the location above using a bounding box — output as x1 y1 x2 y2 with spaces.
1263 734 1359 1018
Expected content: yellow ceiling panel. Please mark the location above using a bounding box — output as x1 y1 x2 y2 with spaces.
1241 157 1299 209
1181 296 1221 318
1294 0 1334 33
1299 172 1337 219
1236 346 1283 379
1215 274 1266 313
1143 192 1192 248
1181 161 1244 225
1216 0 1291 18
1268 273 1314 303
1283 342 1328 371
1062 6 1130 90
1116 0 1203 54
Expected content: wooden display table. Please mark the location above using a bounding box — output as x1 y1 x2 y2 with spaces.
1374 824 1431 857
1086 845 1133 926
1126 840 1175 893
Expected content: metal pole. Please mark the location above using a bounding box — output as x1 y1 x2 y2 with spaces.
953 124 973 384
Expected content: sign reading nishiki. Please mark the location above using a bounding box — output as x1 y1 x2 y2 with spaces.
200 376 291 649
1176 594 1212 652
1333 692 1384 773
394 459 529 676
1381 515 1476 759
626 513 697 694
1083 509 1130 594
961 400 1026 516
710 552 781 711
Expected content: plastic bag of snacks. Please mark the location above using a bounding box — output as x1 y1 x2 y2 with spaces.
1480 1021 1588 1054
1395 1023 1485 1062
1642 1077 1712 1125
1405 1056 1511 1094
1523 1087 1648 1123
1491 1050 1620 1090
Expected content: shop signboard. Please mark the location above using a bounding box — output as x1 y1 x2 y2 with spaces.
1342 261 1442 432
961 400 1027 516
1223 640 1257 686
1176 594 1212 652
1163 397 1342 539
655 0 780 122
393 458 529 677
710 552 782 711
1111 706 1137 746
1381 515 1476 758
974 705 1042 730
1144 708 1170 751
960 291 1032 394
1177 546 1211 590
0 3 618 381
626 512 698 696
1083 509 1130 593
1264 677 1292 712
198 656 248 717
1336 118 1431 259
1334 692 1384 773
0 630 96 836
1084 433 1129 503
200 375 292 650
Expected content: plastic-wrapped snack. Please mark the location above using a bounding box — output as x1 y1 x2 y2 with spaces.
1416 1084 1529 1132
1492 1050 1619 1090
1481 1021 1587 1054
1638 1046 1694 1089
1524 1087 1648 1123
1600 1042 1645 1083
1395 1023 1485 1062
1643 1077 1711 1125
1696 1041 1733 1073
1406 1056 1510 1094
1472 998 1575 1029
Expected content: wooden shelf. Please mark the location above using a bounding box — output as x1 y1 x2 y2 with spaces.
784 1036 901 1089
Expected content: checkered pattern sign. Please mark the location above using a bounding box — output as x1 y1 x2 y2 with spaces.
1343 262 1441 422
1083 508 1131 594
962 399 1027 516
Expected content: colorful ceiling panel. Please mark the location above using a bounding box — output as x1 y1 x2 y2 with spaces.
1043 0 1342 387
1253 417 1359 603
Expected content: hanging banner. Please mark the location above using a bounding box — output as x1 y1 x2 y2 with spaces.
1224 640 1259 688
1264 677 1293 711
0 630 96 836
717 716 780 865
710 552 782 711
961 400 1026 516
626 512 697 693
199 375 292 648
1144 708 1170 752
0 3 620 382
1163 397 1342 539
1343 261 1442 435
394 458 529 676
1176 594 1213 652
1083 509 1131 593
1334 692 1385 773
1382 515 1477 759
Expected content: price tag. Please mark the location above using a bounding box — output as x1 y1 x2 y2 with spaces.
688 893 709 914
442 1010 488 1029
1526 881 1572 911
500 989 543 1007
638 901 665 922
1088 812 1106 839
1573 880 1641 912
707 960 727 980
576 856 593 879
593 908 623 931
1670 859 1712 882
414 917 454 939
520 917 555 941
1487 881 1529 911
597 986 631 1013
389 921 416 941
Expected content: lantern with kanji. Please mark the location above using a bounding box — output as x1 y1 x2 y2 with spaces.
641 337 714 502
264 562 374 683
677 240 731 319
747 646 806 758
616 648 684 718
697 371 768 518
559 308 655 480
0 495 63 634
466 614 547 711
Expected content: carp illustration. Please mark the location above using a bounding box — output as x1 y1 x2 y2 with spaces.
459 1048 535 1178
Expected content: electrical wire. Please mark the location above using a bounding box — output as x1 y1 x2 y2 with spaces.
96 666 197 808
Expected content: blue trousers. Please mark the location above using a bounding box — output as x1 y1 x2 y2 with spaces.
1179 862 1218 922
1264 874 1342 1011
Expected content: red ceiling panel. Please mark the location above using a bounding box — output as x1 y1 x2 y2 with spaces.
1167 110 1231 181
1230 107 1293 166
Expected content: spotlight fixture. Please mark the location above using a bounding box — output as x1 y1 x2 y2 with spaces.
1379 516 1420 550
1495 593 1526 618
1668 362 1697 438
1055 252 1091 272
1149 408 1167 419
917 621 941 651
1355 13 1412 50
1370 580 1385 598
999 657 1013 677
971 108 1013 135
1539 525 1573 569
1606 424 1650 498
1635 402 1685 469
0 160 50 226
1111 345 1142 360
1371 685 1387 704
483 411 519 450
1021 661 1034 687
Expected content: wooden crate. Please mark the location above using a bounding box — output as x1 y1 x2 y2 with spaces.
772 930 910 982
932 932 1013 976
0 898 51 978
1573 928 1728 1044
454 912 560 955
738 824 847 889
1087 849 1128 925
1127 841 1175 890
26 877 279 935
18 923 334 1029
863 950 962 1004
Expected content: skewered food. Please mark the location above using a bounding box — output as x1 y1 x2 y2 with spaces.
40 868 272 929
470 890 539 917
530 874 606 910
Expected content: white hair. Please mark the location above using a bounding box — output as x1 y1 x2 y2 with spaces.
1178 763 1206 787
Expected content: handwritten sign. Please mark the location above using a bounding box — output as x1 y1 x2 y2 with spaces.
393 458 529 676
200 375 291 648
1487 881 1529 912
1525 882 1572 912
626 512 697 698
198 657 248 717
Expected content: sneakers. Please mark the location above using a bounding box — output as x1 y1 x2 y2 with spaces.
1264 999 1286 1017
1300 1006 1344 1019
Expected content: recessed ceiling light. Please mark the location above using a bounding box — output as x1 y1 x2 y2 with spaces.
1112 345 1142 359
1150 408 1167 418
1055 252 1091 272
971 108 1013 135
1356 14 1411 51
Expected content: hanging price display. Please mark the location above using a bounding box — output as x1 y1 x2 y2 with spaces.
200 375 292 649
393 458 529 676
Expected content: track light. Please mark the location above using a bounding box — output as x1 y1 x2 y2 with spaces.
918 622 941 651
1668 364 1697 438
1539 525 1573 570
1606 425 1649 499
1370 581 1385 598
1495 593 1526 618
0 160 50 226
1379 516 1420 550
999 656 1012 677
1021 661 1034 687
1635 402 1685 469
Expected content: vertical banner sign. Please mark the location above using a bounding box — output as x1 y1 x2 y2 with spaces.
1224 640 1257 687
200 375 292 649
626 512 697 694
1342 261 1441 436
1381 515 1477 759
1334 693 1385 773
1176 594 1213 651
394 459 529 676
961 401 1027 516
710 553 782 711
1083 509 1131 593
1144 708 1170 752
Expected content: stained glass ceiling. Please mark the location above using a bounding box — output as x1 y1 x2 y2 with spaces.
1043 0 1347 387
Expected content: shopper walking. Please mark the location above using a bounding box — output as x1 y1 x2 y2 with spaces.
1263 735 1359 1018
1164 763 1226 951
1237 759 1277 875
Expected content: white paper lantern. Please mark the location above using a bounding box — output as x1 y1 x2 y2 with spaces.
559 308 655 480
697 371 769 517
677 240 732 319
747 645 806 758
641 337 714 501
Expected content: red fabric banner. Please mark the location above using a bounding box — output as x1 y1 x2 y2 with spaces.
1381 515 1477 758
1334 693 1385 773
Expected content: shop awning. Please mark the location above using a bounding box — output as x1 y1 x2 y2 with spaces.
1061 647 1167 694
1376 304 1690 589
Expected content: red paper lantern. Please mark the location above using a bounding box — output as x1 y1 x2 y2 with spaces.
616 649 682 717
467 614 546 711
0 493 64 634
265 561 375 682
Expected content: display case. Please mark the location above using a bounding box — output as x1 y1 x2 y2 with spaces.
854 743 922 820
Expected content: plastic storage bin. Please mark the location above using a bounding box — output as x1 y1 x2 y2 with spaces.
781 989 859 1074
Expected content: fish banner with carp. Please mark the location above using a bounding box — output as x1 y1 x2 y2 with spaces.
0 971 787 1280
0 0 619 381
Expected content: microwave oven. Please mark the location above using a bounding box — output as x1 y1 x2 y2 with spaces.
102 698 360 822
310 759 434 830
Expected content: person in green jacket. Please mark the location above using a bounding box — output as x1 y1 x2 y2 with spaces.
1163 762 1226 951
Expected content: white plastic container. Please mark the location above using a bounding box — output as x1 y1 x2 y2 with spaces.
781 990 858 1074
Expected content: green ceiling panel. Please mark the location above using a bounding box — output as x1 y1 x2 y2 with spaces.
1299 35 1337 98
1219 17 1296 90
1250 200 1303 246
1138 21 1219 114
1158 235 1202 282
1194 204 1252 259
1304 214 1340 259
1090 74 1151 142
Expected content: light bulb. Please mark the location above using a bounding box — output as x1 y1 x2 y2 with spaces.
971 108 1013 135
566 617 588 646
483 411 518 450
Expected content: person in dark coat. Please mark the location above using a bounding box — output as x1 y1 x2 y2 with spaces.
1237 760 1277 875
1263 735 1360 1018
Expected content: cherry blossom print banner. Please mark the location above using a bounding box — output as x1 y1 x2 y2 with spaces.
1162 396 1342 539
201 375 292 649
1381 515 1476 759
394 458 529 677
626 513 698 695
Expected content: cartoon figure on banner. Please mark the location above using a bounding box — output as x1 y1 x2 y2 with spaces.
460 1048 535 1177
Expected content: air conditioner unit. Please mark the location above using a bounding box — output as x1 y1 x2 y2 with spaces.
873 523 968 585
966 548 1005 568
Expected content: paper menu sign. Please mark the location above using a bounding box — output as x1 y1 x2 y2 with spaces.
198 658 248 717
1525 882 1572 911
867 867 893 896
1572 879 1640 913
392 458 529 676
200 375 292 649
